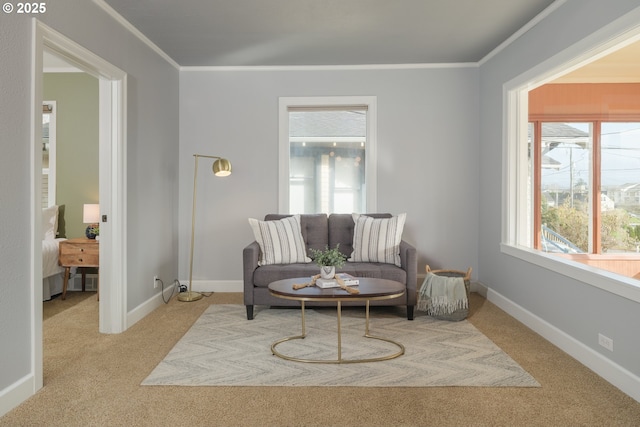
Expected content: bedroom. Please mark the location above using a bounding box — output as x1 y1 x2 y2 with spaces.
41 56 99 304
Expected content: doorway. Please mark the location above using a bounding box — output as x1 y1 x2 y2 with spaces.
32 21 128 391
43 60 99 307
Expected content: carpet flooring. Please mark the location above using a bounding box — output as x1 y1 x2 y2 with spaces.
143 304 539 388
2 292 639 426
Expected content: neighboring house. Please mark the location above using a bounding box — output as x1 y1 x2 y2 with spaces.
602 193 616 211
608 183 640 206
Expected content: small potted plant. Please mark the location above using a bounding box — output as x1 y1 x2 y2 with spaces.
309 244 347 279
85 224 99 240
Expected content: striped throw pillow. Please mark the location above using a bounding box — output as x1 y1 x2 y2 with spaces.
349 213 406 267
248 215 311 266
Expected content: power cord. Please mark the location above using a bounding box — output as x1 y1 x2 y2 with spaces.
158 278 179 304
160 278 214 302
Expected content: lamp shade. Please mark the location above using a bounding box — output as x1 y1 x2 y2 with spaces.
212 158 232 176
83 204 100 223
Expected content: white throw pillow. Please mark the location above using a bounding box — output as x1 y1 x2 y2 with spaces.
248 215 311 266
42 205 59 240
350 213 406 267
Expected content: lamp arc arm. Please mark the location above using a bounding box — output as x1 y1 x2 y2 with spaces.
193 154 223 159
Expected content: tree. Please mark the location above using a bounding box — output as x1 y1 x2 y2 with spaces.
542 198 635 252
601 209 634 252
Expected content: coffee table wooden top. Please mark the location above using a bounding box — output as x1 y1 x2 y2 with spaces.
268 277 405 302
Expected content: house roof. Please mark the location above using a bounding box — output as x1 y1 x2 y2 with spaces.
100 0 556 67
541 122 590 138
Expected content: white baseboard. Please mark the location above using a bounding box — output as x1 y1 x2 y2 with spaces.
486 287 640 403
471 281 488 297
0 374 34 418
188 279 243 293
127 283 178 328
127 280 241 328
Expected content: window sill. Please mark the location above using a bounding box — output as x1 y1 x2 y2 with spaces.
500 243 640 304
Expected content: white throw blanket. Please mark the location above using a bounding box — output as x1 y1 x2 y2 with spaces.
418 272 468 315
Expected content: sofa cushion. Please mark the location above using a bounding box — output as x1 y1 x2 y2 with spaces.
253 262 407 288
340 262 407 283
249 215 311 266
350 213 406 267
265 214 328 253
253 263 321 287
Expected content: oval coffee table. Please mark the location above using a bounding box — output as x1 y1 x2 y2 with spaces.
268 277 405 364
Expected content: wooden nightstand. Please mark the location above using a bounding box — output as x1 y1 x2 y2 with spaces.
59 238 99 300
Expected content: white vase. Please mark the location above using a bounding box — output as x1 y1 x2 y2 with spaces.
320 266 335 280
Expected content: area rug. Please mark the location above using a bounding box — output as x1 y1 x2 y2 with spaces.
142 305 540 387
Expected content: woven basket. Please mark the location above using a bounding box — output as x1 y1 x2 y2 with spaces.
423 265 472 321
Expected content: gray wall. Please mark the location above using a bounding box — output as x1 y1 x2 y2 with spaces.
179 67 480 283
0 0 179 403
0 12 33 396
37 3 180 311
478 0 640 377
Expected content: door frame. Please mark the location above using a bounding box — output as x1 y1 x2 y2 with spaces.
31 20 128 390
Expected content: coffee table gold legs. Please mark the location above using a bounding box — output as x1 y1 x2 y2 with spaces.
337 301 342 360
271 300 405 364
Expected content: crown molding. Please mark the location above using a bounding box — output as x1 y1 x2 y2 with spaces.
180 62 479 72
479 0 568 66
92 0 180 70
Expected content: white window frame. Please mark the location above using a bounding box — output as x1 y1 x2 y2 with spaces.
43 101 56 207
278 96 377 214
501 13 640 304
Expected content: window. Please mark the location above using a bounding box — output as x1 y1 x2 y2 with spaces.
531 120 640 260
42 102 56 208
279 97 377 214
503 23 640 302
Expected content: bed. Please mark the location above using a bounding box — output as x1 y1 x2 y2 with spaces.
42 205 66 301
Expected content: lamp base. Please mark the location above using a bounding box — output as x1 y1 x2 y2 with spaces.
177 290 203 302
85 224 98 239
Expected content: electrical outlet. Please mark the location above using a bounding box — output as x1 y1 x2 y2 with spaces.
153 275 159 289
598 333 614 352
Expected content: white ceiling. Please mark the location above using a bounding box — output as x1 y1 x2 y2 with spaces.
101 0 556 67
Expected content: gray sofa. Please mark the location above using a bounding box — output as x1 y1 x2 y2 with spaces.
243 213 417 320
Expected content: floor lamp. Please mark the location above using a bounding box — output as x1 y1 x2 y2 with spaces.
178 154 232 302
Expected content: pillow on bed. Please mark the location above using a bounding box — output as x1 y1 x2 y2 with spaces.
42 205 59 240
248 214 311 266
349 213 406 267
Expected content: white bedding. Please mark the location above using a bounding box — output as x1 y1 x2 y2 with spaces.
43 238 65 278
43 238 66 301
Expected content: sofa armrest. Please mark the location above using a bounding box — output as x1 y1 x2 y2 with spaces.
399 240 417 305
243 241 260 305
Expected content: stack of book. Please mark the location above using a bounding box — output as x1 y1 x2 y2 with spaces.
315 273 360 289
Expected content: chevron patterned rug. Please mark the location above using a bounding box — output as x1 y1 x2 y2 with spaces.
142 304 540 387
